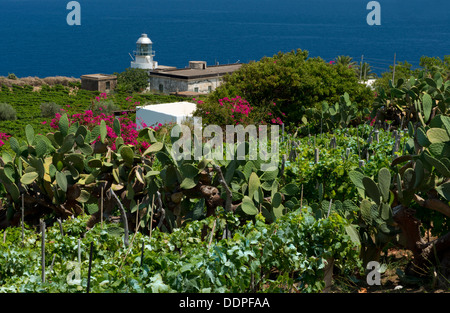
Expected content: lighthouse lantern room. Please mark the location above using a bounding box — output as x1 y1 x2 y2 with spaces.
130 33 158 70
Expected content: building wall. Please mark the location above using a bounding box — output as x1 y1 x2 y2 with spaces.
149 76 189 93
81 78 117 93
97 79 117 93
187 78 222 93
81 79 99 92
148 75 222 94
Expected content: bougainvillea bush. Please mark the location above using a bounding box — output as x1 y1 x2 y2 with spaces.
193 96 285 127
50 109 150 152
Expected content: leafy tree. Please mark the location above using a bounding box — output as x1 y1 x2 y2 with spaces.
357 62 377 81
115 68 150 93
419 55 450 77
334 55 358 69
210 49 374 126
373 61 420 92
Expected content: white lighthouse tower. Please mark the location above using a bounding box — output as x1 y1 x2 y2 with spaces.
130 34 158 70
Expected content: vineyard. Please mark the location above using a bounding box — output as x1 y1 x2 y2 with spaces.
1 53 450 293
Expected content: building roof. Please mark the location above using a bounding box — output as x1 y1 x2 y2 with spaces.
150 63 242 80
80 74 117 81
170 91 202 97
136 33 152 45
137 101 197 117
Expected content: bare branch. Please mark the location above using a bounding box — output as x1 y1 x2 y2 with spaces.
110 188 129 248
414 194 450 218
213 165 232 212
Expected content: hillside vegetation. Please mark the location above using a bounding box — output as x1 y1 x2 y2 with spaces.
1 53 450 293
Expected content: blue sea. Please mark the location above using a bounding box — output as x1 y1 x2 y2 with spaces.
0 0 449 78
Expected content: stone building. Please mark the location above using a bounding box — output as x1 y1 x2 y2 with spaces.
148 61 242 95
80 74 117 93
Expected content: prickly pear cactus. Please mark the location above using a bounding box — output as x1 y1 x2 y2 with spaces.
393 113 450 206
347 167 400 265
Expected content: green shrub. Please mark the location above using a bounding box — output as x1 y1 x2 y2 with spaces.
115 68 149 93
0 103 17 121
92 100 120 115
7 73 17 80
211 49 375 127
40 102 62 117
0 209 360 293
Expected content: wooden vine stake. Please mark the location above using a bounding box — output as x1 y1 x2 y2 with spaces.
87 241 94 293
314 148 320 164
40 219 46 283
300 184 304 209
21 194 24 245
136 200 140 231
100 186 104 229
207 219 217 254
326 199 333 218
149 195 155 239
141 195 155 268
78 239 81 263
374 130 380 143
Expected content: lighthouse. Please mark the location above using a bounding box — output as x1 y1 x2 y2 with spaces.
130 34 158 70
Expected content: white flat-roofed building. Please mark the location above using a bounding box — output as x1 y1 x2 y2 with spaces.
136 101 199 129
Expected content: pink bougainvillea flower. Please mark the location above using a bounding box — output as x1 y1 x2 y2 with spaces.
51 110 149 153
0 133 11 148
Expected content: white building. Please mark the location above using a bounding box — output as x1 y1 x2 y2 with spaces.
136 101 199 129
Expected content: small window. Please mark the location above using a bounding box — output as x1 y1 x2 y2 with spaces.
208 85 212 92
194 87 199 93
159 84 164 93
105 81 111 91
